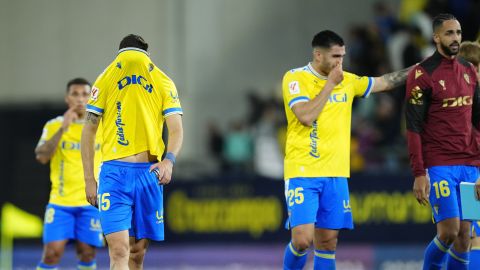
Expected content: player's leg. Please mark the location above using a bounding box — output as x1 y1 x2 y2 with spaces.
37 204 74 269
423 166 460 270
75 241 96 270
312 177 353 270
128 237 150 270
105 230 130 270
74 205 103 269
470 222 480 270
283 178 319 270
446 220 471 269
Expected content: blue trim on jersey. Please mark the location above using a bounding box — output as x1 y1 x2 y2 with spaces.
86 104 104 114
288 96 309 108
162 107 183 116
362 77 374 98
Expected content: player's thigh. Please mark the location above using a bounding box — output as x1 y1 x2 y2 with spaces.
41 239 68 262
42 204 75 243
97 162 134 236
75 240 96 260
427 166 459 223
105 230 130 257
284 178 320 229
129 237 150 255
437 217 460 239
75 205 104 248
129 168 164 241
316 177 353 230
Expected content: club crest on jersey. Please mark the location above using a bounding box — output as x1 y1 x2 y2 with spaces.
288 81 300 95
90 87 99 101
464 73 470 84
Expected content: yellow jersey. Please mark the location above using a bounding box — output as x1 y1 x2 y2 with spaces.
282 63 374 179
37 117 102 206
86 48 183 161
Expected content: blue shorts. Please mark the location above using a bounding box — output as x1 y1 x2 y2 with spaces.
284 177 353 230
42 204 103 247
427 165 479 223
98 161 164 241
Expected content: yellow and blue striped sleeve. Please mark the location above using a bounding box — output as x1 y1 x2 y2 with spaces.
86 72 108 116
282 72 310 109
161 78 183 117
352 74 375 98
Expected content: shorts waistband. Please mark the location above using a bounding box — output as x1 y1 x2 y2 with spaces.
103 160 154 168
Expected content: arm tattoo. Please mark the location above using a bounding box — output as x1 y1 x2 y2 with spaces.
381 67 411 89
86 112 100 125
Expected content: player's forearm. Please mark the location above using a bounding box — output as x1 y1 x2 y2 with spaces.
293 81 335 126
373 66 411 93
407 130 426 177
35 128 64 164
81 113 100 181
164 115 183 158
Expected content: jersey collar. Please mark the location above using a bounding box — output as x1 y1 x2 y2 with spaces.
307 62 328 80
118 47 150 56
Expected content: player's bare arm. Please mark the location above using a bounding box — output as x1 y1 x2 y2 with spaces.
35 107 79 164
149 114 183 185
81 112 101 207
372 66 411 93
292 63 343 126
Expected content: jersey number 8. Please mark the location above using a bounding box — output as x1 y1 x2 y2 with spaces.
288 187 305 206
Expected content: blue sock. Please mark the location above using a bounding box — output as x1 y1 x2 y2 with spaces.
77 260 97 270
470 249 480 270
36 262 58 270
423 236 452 270
283 242 308 270
446 248 469 270
314 249 335 270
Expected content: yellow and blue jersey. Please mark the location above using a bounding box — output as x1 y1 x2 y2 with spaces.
282 63 374 179
86 47 183 162
37 117 102 206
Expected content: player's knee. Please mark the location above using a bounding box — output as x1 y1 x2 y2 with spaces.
292 237 313 252
316 236 338 251
438 228 460 245
43 247 63 264
77 248 96 262
109 244 129 261
129 247 147 266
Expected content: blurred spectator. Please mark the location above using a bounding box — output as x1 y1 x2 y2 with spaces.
207 120 226 170
223 120 253 173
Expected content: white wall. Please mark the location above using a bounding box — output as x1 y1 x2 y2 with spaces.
0 0 399 160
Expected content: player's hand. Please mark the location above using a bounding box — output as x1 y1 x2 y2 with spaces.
149 159 174 185
62 107 79 131
327 62 344 86
475 178 480 200
413 175 430 206
85 179 98 207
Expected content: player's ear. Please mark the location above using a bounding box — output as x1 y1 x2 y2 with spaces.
433 32 440 44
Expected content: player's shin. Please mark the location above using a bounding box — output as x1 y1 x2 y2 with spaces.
446 248 469 270
283 242 308 270
314 249 335 270
423 236 452 270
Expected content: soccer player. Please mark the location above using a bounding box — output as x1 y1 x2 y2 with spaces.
282 30 409 270
459 41 480 270
405 14 480 270
34 78 103 270
81 34 183 270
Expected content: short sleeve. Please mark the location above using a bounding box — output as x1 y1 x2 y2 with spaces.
282 71 310 109
37 121 56 147
352 75 375 98
86 73 108 116
161 79 183 117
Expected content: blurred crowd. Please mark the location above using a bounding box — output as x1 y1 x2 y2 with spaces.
206 0 480 178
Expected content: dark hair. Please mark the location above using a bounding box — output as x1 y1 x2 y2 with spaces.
119 34 148 51
312 30 344 48
432 13 457 32
66 78 91 93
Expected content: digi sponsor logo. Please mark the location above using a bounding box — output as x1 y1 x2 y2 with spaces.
288 81 300 95
115 101 129 146
61 141 100 151
442 96 472 108
117 74 154 93
309 120 319 158
328 93 347 103
90 87 99 101
343 200 352 213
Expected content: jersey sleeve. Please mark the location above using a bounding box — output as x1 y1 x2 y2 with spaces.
351 74 375 98
86 72 108 116
282 71 310 109
36 120 58 147
161 78 183 117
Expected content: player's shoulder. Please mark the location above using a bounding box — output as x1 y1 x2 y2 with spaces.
416 53 442 76
283 65 309 80
45 116 63 126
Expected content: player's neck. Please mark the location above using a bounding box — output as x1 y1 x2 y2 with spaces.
310 61 328 77
437 48 455 60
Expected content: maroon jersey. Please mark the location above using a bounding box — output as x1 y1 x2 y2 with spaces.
405 51 480 177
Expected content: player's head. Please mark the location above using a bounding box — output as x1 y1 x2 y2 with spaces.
432 13 461 57
459 41 480 80
311 30 345 74
65 78 91 115
119 34 149 51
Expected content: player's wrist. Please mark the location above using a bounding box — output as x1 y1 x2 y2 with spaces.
164 152 176 165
